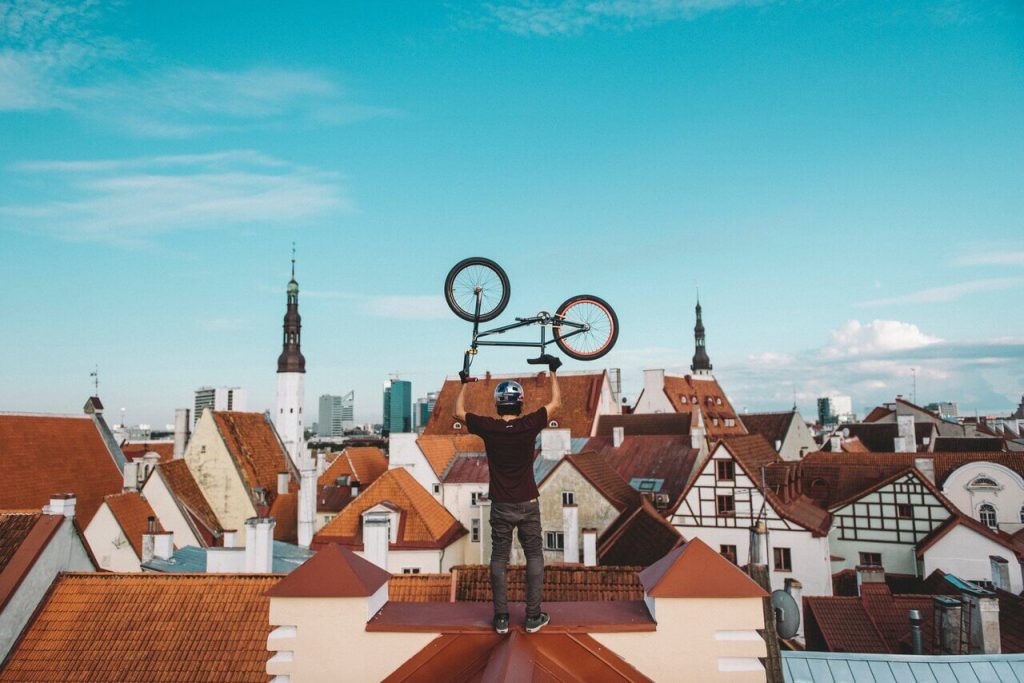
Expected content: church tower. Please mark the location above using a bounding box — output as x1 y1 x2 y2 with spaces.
276 250 306 463
690 295 713 376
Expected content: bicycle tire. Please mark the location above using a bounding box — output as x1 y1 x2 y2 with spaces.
444 257 511 322
554 295 619 361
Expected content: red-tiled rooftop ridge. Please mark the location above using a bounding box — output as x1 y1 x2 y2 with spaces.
266 543 390 598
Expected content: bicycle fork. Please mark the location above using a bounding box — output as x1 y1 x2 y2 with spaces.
460 289 485 381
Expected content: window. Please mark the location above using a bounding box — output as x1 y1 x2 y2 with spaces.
471 519 481 543
453 421 462 430
774 547 792 572
980 503 998 529
561 491 576 506
402 568 421 574
545 531 565 551
716 460 735 481
549 420 559 428
712 418 720 427
716 398 723 405
471 491 482 507
200 445 206 454
431 483 441 495
1019 505 1024 524
638 479 657 492
720 544 738 565
897 504 913 519
716 494 735 517
725 418 735 427
969 476 999 490
679 395 689 404
859 552 882 567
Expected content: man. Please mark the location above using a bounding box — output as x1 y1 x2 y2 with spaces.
454 356 561 634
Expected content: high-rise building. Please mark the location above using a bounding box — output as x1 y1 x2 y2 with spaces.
193 386 247 424
817 396 854 427
414 391 439 431
275 253 306 462
383 379 412 435
318 391 355 437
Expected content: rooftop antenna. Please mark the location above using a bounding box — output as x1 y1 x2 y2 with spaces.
911 368 917 405
792 388 798 412
291 241 296 279
89 365 99 396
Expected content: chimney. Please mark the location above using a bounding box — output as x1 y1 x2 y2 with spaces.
959 582 1001 654
643 369 666 408
540 428 571 460
297 465 316 548
142 452 160 479
316 452 326 477
829 435 842 452
896 415 916 453
991 556 1011 592
690 410 705 450
909 609 924 655
934 596 965 654
141 520 156 563
362 514 390 570
350 480 361 497
562 504 579 563
153 531 174 561
46 493 76 518
479 496 492 565
785 579 803 638
173 408 190 459
612 426 625 449
582 528 598 567
856 565 886 595
222 529 239 548
244 517 276 573
914 457 935 484
749 521 768 566
277 471 290 495
122 461 139 492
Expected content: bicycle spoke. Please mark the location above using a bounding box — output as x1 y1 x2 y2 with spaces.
557 300 614 356
452 264 503 316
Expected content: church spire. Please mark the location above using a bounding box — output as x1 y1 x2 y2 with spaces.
690 292 712 375
277 247 306 374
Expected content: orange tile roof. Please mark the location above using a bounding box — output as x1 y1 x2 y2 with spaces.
269 492 298 544
103 491 162 558
211 411 292 500
0 512 42 573
388 573 454 602
121 441 175 463
425 372 608 438
417 435 486 478
156 460 221 539
312 468 466 550
639 537 767 598
660 374 747 437
0 414 124 526
317 446 389 487
0 573 277 682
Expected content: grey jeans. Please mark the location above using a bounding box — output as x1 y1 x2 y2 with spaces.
490 499 544 618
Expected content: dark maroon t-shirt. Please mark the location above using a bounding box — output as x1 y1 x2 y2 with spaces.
465 407 547 504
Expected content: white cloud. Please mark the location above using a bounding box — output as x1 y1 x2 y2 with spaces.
822 320 941 358
364 295 451 320
474 0 771 36
856 277 1024 307
1 151 349 245
955 251 1024 267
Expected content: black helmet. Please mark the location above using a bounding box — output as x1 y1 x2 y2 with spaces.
494 380 524 415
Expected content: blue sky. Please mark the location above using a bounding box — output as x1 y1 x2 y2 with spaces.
1 0 1022 425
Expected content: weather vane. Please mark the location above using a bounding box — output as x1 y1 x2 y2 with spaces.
90 365 99 395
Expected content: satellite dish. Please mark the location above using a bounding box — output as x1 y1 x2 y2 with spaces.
771 590 800 639
841 428 850 438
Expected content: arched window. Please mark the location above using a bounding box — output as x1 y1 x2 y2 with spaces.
979 503 997 529
969 475 999 490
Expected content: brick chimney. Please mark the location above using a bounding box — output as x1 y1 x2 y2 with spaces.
934 596 966 654
896 415 916 453
959 582 1001 654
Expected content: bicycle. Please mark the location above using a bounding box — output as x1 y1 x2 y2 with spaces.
444 257 619 381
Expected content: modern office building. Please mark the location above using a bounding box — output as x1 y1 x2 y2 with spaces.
318 391 355 437
193 386 247 424
414 391 439 432
816 395 855 427
382 379 412 435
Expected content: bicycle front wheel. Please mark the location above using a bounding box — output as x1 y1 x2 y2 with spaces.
444 257 510 322
554 295 618 360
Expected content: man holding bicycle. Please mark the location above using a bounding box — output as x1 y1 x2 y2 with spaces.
454 355 561 635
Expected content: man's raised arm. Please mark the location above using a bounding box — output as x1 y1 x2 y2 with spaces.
543 370 561 418
454 380 468 422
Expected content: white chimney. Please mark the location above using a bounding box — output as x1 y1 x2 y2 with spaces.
244 517 276 573
643 369 665 401
479 497 492 565
612 426 625 449
563 504 579 563
222 529 239 548
915 457 936 484
173 408 190 459
363 515 390 570
541 428 571 460
582 528 598 567
206 547 245 573
829 435 842 452
141 515 157 563
856 565 886 595
297 465 316 548
350 481 361 497
316 452 326 477
785 578 803 638
46 493 76 518
153 531 174 560
277 471 290 495
896 415 916 453
142 452 160 479
690 410 706 450
123 461 139 492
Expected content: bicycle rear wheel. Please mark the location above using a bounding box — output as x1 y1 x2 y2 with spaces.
554 295 618 360
444 257 511 322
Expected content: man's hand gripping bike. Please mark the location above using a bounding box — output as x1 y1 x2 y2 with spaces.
445 257 619 381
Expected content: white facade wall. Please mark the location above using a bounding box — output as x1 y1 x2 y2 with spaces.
779 415 817 462
388 433 440 495
942 462 1024 534
276 372 305 463
140 471 203 548
353 548 447 575
83 504 142 572
441 482 488 564
922 525 1024 593
828 535 920 576
535 464 620 564
634 369 674 414
0 519 93 661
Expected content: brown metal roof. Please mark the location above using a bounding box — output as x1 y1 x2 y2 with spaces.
595 412 692 437
0 512 64 612
265 543 390 598
638 537 768 599
598 498 685 567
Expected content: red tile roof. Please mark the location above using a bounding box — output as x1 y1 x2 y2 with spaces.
425 372 608 438
659 374 746 437
598 497 685 567
933 436 1006 452
388 573 454 602
103 491 162 558
583 435 700 511
0 414 124 526
266 544 390 598
833 423 937 452
550 452 640 513
0 573 276 682
443 564 646 603
269 492 298 544
121 441 175 463
442 454 490 484
639 538 768 598
804 582 937 654
740 411 797 449
211 411 292 501
595 413 693 437
0 512 42 573
312 468 466 550
156 460 221 542
317 446 388 487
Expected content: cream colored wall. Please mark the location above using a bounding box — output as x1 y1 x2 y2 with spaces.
779 415 817 462
923 525 1024 593
353 548 444 574
184 410 257 542
141 471 202 548
534 464 620 564
593 597 767 683
83 503 141 572
268 597 436 682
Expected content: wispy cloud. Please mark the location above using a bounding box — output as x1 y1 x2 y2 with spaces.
471 0 771 36
856 277 1024 307
955 251 1024 267
1 151 349 245
363 295 451 320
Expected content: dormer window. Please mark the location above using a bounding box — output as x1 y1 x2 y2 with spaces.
715 398 722 406
679 395 688 404
968 475 999 491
